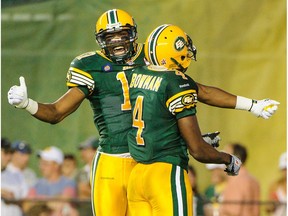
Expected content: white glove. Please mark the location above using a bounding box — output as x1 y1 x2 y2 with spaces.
202 131 221 148
8 76 28 108
250 99 280 119
7 77 38 115
225 154 242 176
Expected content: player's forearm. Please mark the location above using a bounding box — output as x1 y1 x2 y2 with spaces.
31 102 66 124
8 81 85 123
189 141 231 165
196 83 280 119
197 83 237 108
178 115 231 164
33 88 85 124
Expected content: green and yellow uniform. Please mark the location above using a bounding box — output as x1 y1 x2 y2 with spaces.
66 44 144 216
127 65 198 216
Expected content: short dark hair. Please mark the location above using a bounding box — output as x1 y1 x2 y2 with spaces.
1 137 13 153
231 143 247 164
64 153 76 160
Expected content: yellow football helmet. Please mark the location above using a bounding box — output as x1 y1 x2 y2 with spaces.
95 9 138 63
144 24 196 72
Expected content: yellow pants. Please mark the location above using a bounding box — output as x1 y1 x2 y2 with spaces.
127 162 193 216
90 152 137 216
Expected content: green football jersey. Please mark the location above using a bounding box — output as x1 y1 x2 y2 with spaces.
66 44 145 154
128 65 198 169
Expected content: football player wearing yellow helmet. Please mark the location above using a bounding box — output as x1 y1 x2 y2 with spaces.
127 24 241 216
95 9 138 64
7 8 279 216
144 24 196 72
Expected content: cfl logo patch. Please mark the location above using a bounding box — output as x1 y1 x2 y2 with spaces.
175 37 186 51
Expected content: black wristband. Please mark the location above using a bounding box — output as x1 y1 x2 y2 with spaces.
248 99 257 111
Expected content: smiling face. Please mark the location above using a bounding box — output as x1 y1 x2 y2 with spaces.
104 30 130 57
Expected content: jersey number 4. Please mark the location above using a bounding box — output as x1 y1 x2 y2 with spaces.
133 96 145 146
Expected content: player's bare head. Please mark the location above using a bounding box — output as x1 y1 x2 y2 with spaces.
144 24 197 72
95 9 138 64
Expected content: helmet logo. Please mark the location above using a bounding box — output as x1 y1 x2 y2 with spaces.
174 37 186 51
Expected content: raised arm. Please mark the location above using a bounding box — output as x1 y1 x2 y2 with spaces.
196 82 236 108
8 76 85 124
196 82 280 119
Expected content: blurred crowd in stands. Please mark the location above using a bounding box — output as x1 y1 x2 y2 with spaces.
1 136 98 216
1 137 286 216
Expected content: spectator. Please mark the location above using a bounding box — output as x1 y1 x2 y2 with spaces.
204 163 227 216
24 146 78 216
61 153 78 180
1 137 13 171
266 152 287 216
187 165 206 216
1 137 28 216
219 143 260 216
7 140 38 188
75 137 99 216
76 136 99 197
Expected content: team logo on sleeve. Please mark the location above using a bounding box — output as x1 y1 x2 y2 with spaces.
182 93 196 105
166 90 197 115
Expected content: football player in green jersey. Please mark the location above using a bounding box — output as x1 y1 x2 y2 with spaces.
8 9 279 216
8 9 144 216
127 24 242 216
